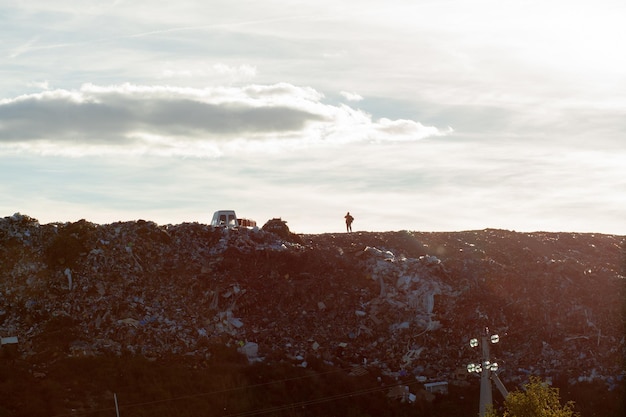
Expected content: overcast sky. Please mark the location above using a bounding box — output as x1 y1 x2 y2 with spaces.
2 0 625 234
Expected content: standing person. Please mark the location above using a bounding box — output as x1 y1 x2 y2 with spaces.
345 212 354 233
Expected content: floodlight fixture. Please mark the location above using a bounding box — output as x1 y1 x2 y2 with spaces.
466 328 506 417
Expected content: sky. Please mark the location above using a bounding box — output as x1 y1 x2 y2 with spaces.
1 0 625 235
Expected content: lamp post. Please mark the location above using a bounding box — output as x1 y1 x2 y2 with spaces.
467 327 504 417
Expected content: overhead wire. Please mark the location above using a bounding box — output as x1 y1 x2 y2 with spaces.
222 380 420 417
50 364 418 417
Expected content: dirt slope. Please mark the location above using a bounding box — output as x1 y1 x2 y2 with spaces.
1 213 624 389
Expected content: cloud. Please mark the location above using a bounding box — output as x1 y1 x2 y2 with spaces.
8 37 39 59
26 80 50 90
0 82 446 157
159 63 257 83
374 118 452 141
340 91 363 102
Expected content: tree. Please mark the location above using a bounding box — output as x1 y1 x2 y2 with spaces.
486 376 579 417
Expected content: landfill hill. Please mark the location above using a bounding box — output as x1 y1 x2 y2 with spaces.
1 213 625 415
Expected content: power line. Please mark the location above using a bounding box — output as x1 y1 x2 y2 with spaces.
114 366 349 413
51 365 406 417
222 380 420 417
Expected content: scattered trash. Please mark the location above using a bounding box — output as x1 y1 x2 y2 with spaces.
0 214 623 389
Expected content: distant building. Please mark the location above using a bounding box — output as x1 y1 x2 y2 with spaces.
424 381 448 395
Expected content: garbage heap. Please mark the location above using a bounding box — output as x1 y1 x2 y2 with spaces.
0 213 624 389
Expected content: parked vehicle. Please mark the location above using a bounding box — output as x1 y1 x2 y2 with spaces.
210 210 256 228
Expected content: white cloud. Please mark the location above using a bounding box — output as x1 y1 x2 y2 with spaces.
26 80 50 90
2 0 624 235
213 63 257 79
340 91 363 102
8 37 39 59
373 118 451 141
0 82 446 157
159 63 257 83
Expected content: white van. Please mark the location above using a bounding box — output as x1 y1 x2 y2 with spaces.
210 210 257 229
210 210 238 228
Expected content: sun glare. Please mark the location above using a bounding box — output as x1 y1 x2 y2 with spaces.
517 3 625 76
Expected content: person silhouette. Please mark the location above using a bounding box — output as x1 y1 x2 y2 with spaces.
345 212 354 233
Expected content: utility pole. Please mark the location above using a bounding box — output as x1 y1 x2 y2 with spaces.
479 330 493 416
114 393 120 417
467 327 508 417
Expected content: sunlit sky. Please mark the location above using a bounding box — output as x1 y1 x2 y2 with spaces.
2 0 625 234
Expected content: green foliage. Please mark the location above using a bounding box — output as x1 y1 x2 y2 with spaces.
486 376 579 417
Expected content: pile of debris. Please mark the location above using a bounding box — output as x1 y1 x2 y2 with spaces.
1 213 624 390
